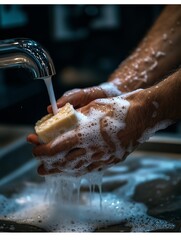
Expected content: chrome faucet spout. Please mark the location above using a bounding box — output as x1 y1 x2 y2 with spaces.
0 38 56 79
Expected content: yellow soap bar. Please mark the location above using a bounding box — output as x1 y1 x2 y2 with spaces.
35 103 78 143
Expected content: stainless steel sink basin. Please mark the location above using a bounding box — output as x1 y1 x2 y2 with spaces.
0 125 29 148
0 124 41 191
0 125 181 232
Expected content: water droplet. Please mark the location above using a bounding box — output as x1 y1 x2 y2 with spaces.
171 28 175 33
163 33 168 41
155 51 166 58
169 40 173 45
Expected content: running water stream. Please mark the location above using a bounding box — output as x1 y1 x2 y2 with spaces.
43 77 58 115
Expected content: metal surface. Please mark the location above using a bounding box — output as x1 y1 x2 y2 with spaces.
0 38 56 79
0 125 36 185
0 127 181 232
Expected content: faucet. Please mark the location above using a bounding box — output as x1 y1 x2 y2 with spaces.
0 38 56 79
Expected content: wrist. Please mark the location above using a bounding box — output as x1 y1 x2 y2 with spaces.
149 70 181 121
125 86 173 131
127 67 181 123
124 87 174 145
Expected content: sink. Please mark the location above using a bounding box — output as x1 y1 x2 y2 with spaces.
0 126 181 232
0 124 42 191
0 124 33 150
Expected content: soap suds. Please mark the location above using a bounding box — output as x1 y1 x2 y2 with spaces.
0 155 179 232
138 120 174 143
111 77 122 86
169 40 173 45
163 33 168 41
152 111 157 118
155 51 166 58
99 82 122 97
39 95 131 175
149 61 158 71
152 101 159 109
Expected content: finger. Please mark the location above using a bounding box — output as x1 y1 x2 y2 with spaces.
80 87 107 107
27 134 40 145
37 164 61 175
47 89 84 112
33 133 79 157
52 148 86 168
58 89 86 108
86 156 118 172
47 87 106 113
78 99 111 115
91 151 105 161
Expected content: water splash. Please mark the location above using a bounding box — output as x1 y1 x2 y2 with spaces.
0 155 180 232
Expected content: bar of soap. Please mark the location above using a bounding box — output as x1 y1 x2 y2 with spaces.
35 103 78 143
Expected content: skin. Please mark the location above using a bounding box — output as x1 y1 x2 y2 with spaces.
46 5 181 111
27 5 181 176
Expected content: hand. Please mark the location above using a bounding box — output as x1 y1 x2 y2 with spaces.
28 88 170 177
28 95 130 176
47 83 122 113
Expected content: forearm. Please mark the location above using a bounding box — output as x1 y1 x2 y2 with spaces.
108 5 181 92
149 68 181 122
129 68 181 132
119 68 181 150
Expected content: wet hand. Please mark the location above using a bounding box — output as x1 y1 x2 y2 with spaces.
28 85 173 176
47 83 122 113
29 93 139 176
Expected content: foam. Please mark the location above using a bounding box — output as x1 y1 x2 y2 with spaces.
1 156 179 232
99 82 122 97
38 95 131 175
111 78 121 86
140 70 148 82
149 61 158 71
138 120 174 144
163 33 168 41
155 51 166 58
152 101 159 109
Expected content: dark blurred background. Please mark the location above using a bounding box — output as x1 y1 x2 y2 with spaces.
0 4 179 133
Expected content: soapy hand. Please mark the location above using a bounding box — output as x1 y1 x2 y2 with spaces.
47 83 122 113
28 93 133 176
29 97 128 176
28 89 166 176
